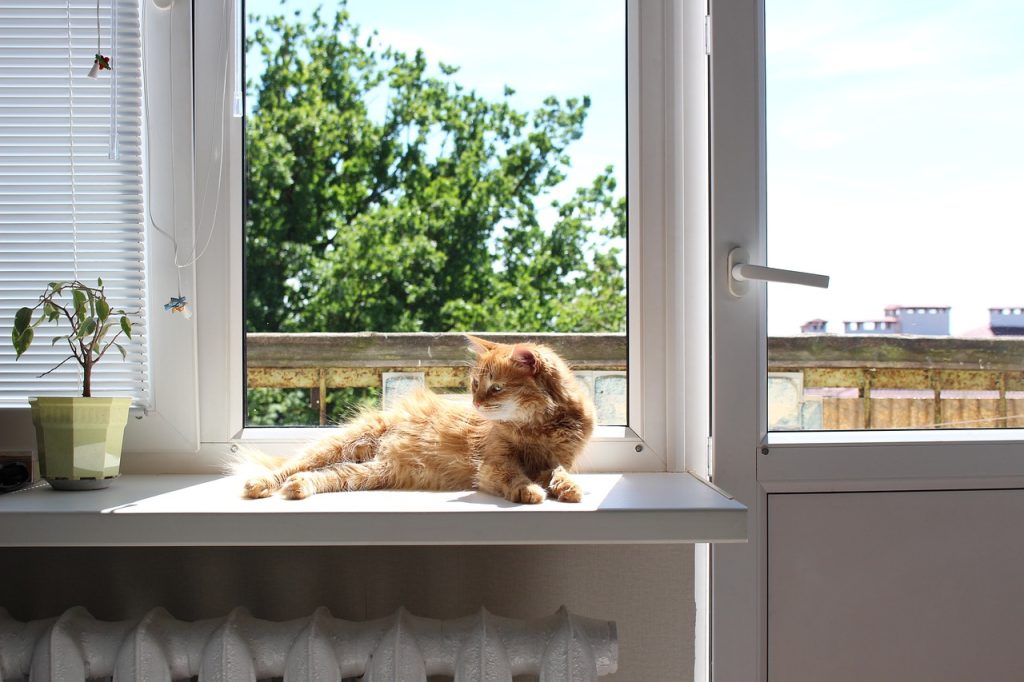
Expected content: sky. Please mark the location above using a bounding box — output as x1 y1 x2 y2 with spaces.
766 0 1024 335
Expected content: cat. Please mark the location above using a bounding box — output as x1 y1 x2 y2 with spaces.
236 334 596 504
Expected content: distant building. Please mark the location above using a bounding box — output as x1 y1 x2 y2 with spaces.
842 318 899 334
964 308 1024 337
842 305 950 335
883 305 950 335
800 319 827 333
988 308 1024 335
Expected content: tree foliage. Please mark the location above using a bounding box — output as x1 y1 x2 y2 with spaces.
245 5 625 336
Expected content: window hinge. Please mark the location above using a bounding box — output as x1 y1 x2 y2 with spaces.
704 14 712 56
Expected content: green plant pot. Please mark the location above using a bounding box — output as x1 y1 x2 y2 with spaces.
29 397 131 490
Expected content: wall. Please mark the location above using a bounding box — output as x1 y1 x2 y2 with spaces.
1 544 694 681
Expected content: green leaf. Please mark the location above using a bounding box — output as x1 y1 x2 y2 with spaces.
43 301 60 321
120 316 132 340
72 290 87 317
96 322 112 344
13 307 32 333
12 327 33 359
51 335 67 346
79 317 97 339
115 342 127 360
96 299 110 322
97 277 103 287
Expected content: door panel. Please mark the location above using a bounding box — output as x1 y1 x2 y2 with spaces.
770 490 1024 681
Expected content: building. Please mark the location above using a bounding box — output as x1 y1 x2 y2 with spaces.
800 318 827 333
841 305 950 335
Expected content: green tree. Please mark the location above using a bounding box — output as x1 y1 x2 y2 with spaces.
246 5 625 335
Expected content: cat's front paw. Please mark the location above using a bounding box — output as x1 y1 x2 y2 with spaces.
508 483 545 504
280 472 317 499
242 476 278 499
548 477 582 503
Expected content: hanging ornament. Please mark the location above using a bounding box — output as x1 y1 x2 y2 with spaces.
86 0 112 78
164 295 192 319
88 53 111 79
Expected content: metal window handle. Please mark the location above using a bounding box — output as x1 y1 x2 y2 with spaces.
727 247 829 297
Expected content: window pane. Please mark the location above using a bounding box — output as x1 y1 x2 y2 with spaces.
766 0 1024 431
243 1 627 426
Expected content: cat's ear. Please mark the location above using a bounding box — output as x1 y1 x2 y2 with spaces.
466 334 497 355
511 345 539 375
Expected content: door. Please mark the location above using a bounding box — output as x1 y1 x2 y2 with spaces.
709 0 1024 679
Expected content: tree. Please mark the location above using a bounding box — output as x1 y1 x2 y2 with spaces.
245 4 625 423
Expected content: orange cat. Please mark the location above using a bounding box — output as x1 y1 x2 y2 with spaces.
237 335 595 503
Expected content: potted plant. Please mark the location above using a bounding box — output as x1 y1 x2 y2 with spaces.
11 279 135 490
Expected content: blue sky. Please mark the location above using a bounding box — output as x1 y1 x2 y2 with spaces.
244 0 625 214
766 0 1024 334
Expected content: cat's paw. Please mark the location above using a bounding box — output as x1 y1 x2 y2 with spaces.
242 476 278 499
548 477 583 503
280 473 317 499
508 483 545 504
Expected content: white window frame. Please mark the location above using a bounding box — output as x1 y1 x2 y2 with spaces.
163 0 712 477
708 1 1024 679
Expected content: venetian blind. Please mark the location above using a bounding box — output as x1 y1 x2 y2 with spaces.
0 0 149 406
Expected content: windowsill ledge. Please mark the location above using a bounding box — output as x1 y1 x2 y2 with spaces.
0 473 747 547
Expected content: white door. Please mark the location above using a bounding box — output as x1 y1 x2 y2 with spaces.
709 0 1024 679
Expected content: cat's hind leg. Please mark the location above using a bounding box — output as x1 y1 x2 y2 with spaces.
240 415 388 498
279 460 391 500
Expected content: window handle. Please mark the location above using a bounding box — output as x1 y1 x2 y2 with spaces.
727 248 829 297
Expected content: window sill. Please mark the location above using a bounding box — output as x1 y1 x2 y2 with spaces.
0 473 747 547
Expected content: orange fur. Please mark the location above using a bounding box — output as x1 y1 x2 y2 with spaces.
236 335 595 503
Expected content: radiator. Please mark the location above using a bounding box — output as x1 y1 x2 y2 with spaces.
0 605 617 681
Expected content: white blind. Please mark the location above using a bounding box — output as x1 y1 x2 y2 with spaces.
0 0 148 406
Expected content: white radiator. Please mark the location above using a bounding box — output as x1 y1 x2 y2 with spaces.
0 605 617 681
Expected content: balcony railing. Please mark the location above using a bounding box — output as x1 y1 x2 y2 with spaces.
246 333 1024 430
247 333 627 425
769 335 1024 429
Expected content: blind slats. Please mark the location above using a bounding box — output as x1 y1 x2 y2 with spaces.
0 0 149 407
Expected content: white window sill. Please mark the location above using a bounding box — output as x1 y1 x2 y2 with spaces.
0 473 747 547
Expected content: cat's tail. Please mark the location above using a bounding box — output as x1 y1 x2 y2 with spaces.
224 445 286 480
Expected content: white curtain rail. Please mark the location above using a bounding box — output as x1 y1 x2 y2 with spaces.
0 604 618 681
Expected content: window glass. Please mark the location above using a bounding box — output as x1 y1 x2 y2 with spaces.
243 1 627 426
766 0 1024 431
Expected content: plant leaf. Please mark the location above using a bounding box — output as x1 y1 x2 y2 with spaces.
96 321 112 344
78 317 96 339
72 290 87 317
43 301 60 321
119 316 132 340
13 307 32 333
97 277 103 287
12 327 33 358
51 335 67 346
115 342 127 360
96 298 110 322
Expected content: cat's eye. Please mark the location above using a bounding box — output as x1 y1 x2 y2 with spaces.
471 378 479 391
491 384 503 393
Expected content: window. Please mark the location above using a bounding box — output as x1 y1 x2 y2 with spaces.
765 0 1024 433
241 1 628 429
190 0 709 474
